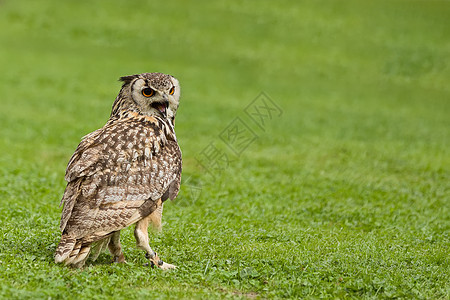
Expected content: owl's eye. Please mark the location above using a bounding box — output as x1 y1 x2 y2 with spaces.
142 88 155 97
169 86 175 95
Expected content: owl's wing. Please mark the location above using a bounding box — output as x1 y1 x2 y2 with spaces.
60 118 182 236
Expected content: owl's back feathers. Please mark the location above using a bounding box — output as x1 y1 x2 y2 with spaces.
55 113 181 264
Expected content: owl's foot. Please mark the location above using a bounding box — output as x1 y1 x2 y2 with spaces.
145 251 177 270
158 261 177 270
112 253 126 264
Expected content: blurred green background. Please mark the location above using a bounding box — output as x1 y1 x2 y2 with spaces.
0 0 449 298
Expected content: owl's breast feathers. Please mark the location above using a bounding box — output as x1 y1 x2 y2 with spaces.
59 112 181 234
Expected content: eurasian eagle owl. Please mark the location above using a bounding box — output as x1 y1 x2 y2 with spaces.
54 72 182 269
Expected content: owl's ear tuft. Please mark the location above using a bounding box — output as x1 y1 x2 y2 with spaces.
119 74 140 85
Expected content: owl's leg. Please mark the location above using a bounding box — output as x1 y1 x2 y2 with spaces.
134 208 176 270
148 203 163 232
108 231 126 263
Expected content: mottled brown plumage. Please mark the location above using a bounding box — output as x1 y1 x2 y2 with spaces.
55 73 182 269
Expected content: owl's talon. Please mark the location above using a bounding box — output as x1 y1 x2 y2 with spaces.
145 251 157 260
144 252 175 270
147 251 159 265
112 253 126 264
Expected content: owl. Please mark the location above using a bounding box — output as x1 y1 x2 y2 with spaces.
54 72 182 269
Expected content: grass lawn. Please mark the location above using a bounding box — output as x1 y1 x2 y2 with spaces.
0 0 449 298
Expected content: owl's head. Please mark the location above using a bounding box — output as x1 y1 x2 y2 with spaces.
111 72 181 124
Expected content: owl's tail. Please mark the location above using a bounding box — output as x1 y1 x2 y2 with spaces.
54 235 91 267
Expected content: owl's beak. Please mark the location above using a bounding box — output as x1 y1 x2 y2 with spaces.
151 100 169 117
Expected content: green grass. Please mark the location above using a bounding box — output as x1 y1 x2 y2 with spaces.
0 0 449 298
